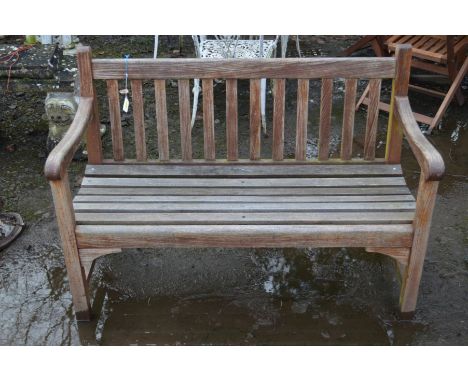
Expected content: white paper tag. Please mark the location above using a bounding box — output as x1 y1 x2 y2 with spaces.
122 96 129 113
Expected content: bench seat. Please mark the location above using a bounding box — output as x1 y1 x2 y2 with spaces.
73 163 415 249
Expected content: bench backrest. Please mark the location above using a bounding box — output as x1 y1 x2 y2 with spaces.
77 45 411 165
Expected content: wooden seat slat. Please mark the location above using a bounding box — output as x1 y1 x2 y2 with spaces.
74 194 415 203
81 176 407 188
73 201 416 213
84 164 403 178
77 186 413 196
74 211 415 225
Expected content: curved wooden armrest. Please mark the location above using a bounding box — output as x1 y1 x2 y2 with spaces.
395 96 445 181
44 97 93 181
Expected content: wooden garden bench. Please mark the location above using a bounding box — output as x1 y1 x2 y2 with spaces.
45 45 444 321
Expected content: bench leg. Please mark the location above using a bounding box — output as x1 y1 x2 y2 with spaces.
399 177 439 313
50 174 91 321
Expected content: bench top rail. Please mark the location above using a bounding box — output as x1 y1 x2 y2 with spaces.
92 57 396 80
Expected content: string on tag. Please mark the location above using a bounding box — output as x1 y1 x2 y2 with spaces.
120 54 130 113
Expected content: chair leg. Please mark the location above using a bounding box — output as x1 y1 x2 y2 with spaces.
400 177 439 313
428 57 468 133
261 78 267 136
50 175 91 321
191 78 201 128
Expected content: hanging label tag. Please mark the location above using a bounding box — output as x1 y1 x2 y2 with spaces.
122 95 129 113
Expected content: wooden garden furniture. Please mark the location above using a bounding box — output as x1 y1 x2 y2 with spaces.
351 35 468 133
45 45 444 321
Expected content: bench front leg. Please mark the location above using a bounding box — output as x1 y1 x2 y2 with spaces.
400 174 439 313
394 96 444 313
50 173 91 321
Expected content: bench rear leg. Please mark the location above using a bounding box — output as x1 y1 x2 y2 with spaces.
50 174 91 321
400 178 439 313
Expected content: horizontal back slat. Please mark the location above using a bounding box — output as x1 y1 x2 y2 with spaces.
92 58 396 79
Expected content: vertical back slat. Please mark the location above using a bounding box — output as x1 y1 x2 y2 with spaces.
154 80 169 161
178 79 192 161
131 79 147 162
202 79 215 161
340 78 357 160
226 79 238 161
272 79 285 161
364 78 382 160
295 79 309 161
318 78 333 160
249 79 261 160
106 80 124 161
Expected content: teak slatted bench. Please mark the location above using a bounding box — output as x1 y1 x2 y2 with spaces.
45 45 444 321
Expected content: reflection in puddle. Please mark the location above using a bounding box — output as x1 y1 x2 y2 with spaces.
73 248 427 345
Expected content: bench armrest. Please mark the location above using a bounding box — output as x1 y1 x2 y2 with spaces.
44 97 93 181
394 96 445 181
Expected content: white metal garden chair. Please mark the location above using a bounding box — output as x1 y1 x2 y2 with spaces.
153 35 301 135
191 35 287 135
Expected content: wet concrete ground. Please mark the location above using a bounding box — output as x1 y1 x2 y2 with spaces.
0 36 467 345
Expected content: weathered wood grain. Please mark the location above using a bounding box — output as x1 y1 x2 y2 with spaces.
400 175 439 312
75 211 415 225
73 201 416 213
395 97 444 181
272 79 285 161
81 176 408 188
131 80 147 161
364 79 382 160
178 79 192 161
106 80 124 161
295 79 309 160
386 44 412 164
154 80 169 161
202 79 215 161
250 79 261 160
76 224 414 249
341 79 357 160
77 46 103 164
226 79 238 161
44 97 93 181
92 58 396 79
50 173 91 320
318 78 333 160
84 163 403 178
75 194 414 203
78 186 412 196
